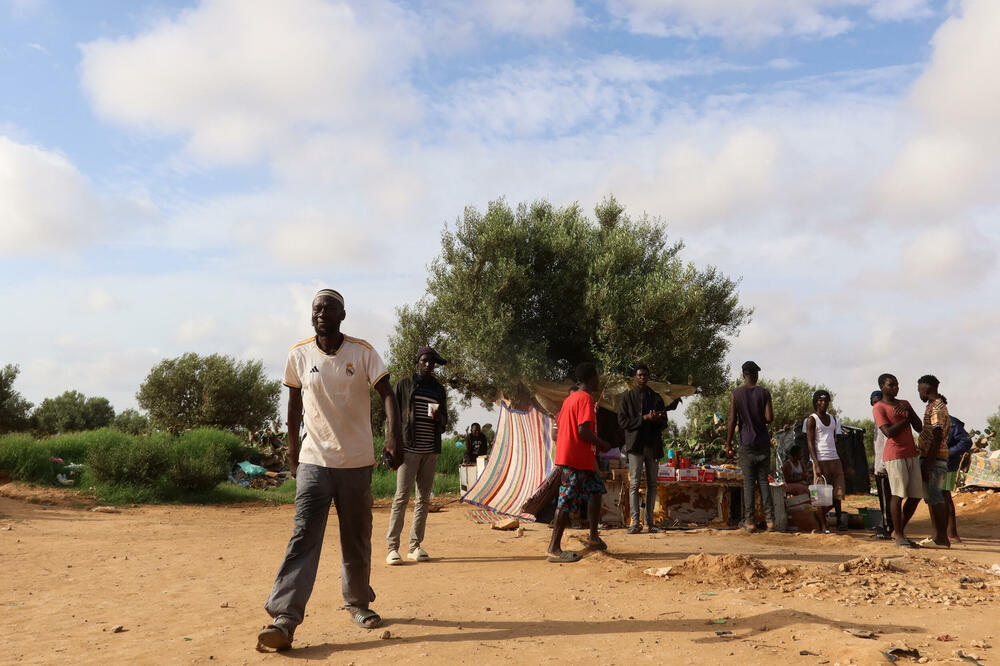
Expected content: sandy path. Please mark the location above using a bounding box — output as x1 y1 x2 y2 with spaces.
2 485 999 665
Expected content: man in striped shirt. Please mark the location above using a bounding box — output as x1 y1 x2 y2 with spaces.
916 374 951 549
386 346 449 565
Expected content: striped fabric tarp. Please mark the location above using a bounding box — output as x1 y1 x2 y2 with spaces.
461 401 555 521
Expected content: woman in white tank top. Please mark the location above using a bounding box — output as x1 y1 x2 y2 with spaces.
805 390 845 533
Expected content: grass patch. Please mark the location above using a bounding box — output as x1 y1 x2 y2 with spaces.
2 430 462 505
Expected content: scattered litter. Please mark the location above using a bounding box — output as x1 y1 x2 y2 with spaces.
644 567 674 578
956 650 983 665
183 637 192 642
970 640 990 649
515 527 524 537
111 625 126 633
380 630 391 640
844 627 876 639
715 630 733 636
219 601 229 608
90 506 121 514
799 650 819 656
711 619 727 625
990 564 1000 576
937 634 954 642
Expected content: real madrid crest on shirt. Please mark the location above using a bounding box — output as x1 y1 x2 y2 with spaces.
346 362 355 376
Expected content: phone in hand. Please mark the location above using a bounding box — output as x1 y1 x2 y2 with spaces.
381 449 396 469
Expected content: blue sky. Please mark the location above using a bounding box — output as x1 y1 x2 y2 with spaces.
3 0 999 428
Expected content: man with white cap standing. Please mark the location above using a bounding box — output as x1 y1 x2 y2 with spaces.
258 289 402 651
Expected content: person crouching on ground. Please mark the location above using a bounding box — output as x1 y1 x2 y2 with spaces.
805 390 848 533
547 362 613 563
386 346 449 565
782 443 810 496
725 361 776 533
916 375 951 549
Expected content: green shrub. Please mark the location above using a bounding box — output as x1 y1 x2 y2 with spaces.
46 432 95 464
0 433 57 482
169 429 241 491
437 436 465 474
86 429 171 486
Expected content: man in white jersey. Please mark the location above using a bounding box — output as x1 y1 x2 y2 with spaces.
257 289 402 652
804 389 846 533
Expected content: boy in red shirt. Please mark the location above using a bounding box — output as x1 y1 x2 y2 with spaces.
872 373 923 548
547 362 613 563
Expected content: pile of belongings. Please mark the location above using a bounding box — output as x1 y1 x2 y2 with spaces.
229 461 289 490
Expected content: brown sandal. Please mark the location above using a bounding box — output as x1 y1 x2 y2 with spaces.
256 624 293 651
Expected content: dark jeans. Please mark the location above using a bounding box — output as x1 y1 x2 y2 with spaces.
739 448 774 525
628 452 659 527
875 472 894 533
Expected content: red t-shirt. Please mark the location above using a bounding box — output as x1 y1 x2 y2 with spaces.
555 390 597 471
873 400 918 462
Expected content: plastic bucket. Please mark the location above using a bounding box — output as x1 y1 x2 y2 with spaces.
809 476 833 507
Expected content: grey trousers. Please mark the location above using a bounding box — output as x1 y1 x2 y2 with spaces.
739 449 775 525
628 452 659 527
386 451 438 553
264 463 374 629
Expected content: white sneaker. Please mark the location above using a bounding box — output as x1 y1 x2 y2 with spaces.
407 547 429 562
386 549 403 565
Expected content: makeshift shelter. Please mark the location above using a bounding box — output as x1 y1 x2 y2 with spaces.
461 400 554 521
460 377 696 522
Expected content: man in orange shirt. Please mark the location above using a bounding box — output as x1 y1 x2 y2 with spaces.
546 362 613 563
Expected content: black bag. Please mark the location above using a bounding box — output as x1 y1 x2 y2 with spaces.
520 467 561 518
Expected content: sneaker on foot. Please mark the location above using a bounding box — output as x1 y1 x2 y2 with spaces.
407 547 429 561
386 549 403 565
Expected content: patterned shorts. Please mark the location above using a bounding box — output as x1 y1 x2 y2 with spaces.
940 470 959 492
557 466 607 515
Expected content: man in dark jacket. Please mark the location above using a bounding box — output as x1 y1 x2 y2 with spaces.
386 346 448 565
942 415 973 543
617 363 680 534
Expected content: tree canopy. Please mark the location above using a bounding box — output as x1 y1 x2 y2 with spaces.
33 390 116 434
685 377 837 435
0 364 34 434
387 196 751 405
136 353 279 434
113 408 152 436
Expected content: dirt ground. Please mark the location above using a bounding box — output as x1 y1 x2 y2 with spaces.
2 483 1000 666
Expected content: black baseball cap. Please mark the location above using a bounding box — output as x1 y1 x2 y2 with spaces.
415 346 448 365
870 390 883 400
741 360 761 373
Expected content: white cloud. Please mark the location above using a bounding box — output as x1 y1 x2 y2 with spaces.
900 225 996 287
606 0 933 41
79 0 423 166
875 0 1000 220
442 55 742 138
474 0 581 36
0 135 106 253
177 316 217 343
87 289 115 311
868 0 934 21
